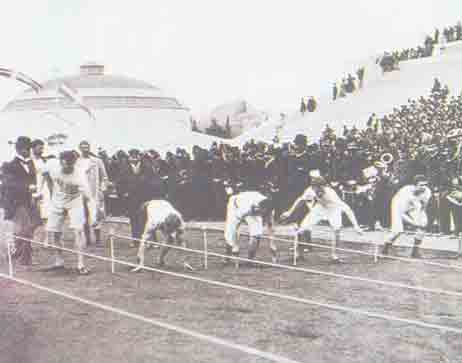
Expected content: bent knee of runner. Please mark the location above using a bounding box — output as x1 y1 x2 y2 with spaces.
140 231 151 242
296 224 312 234
224 226 239 248
415 231 425 243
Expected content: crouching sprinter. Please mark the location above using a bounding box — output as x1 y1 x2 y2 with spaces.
224 191 277 264
131 200 192 272
382 175 432 258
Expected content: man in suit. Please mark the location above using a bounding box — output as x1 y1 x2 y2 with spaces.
117 149 164 247
3 136 41 266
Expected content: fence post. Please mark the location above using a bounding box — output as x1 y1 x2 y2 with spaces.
458 234 462 259
234 229 239 270
293 227 298 266
7 240 13 277
202 226 208 270
374 239 379 263
109 228 115 274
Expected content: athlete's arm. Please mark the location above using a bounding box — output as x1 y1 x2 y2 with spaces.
282 195 307 219
42 172 53 198
447 195 462 206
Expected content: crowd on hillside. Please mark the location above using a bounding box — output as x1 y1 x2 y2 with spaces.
328 21 462 105
377 21 462 72
332 67 365 101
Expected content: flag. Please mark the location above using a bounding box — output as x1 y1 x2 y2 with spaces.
57 82 95 120
0 67 43 92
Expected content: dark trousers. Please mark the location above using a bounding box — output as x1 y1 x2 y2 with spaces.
12 205 40 265
128 202 145 240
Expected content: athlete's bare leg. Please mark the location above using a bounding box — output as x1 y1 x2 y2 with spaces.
382 232 402 255
51 231 64 268
331 229 341 261
411 231 424 258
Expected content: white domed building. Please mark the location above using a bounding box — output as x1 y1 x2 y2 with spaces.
0 63 220 157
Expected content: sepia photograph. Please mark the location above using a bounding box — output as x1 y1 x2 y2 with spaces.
1 1 462 362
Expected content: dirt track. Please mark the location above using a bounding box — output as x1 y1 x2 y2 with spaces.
1 224 462 363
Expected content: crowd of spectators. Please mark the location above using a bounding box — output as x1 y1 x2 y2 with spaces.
73 80 461 235
377 21 462 74
330 21 462 105
3 81 462 236
332 67 365 101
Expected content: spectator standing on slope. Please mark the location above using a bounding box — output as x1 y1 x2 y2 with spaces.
332 83 338 101
300 97 306 115
356 67 365 89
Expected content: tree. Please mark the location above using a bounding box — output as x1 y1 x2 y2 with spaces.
205 118 226 138
241 101 247 113
225 116 232 138
191 118 199 132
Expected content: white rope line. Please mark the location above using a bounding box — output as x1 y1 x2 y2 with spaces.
108 219 462 274
273 237 462 270
198 225 462 271
107 217 456 239
0 273 301 363
111 232 462 300
184 223 458 239
5 233 462 335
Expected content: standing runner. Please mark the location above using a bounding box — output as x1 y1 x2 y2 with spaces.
42 151 95 275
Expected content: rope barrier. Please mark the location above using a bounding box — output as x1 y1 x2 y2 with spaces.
184 222 460 239
0 272 301 363
4 232 462 335
10 229 462 302
111 232 462 300
196 225 462 272
107 218 462 262
107 215 459 239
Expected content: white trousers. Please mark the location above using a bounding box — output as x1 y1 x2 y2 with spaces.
299 205 343 232
224 215 263 253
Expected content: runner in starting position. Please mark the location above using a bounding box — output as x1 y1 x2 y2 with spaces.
131 200 191 272
382 175 432 258
281 176 363 262
224 191 276 264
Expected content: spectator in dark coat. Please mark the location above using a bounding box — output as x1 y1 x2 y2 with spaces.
117 149 162 247
333 83 338 101
3 137 41 266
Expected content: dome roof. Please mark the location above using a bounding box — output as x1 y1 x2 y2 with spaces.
25 74 160 93
3 63 187 112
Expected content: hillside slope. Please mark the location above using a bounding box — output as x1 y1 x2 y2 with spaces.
234 41 462 146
